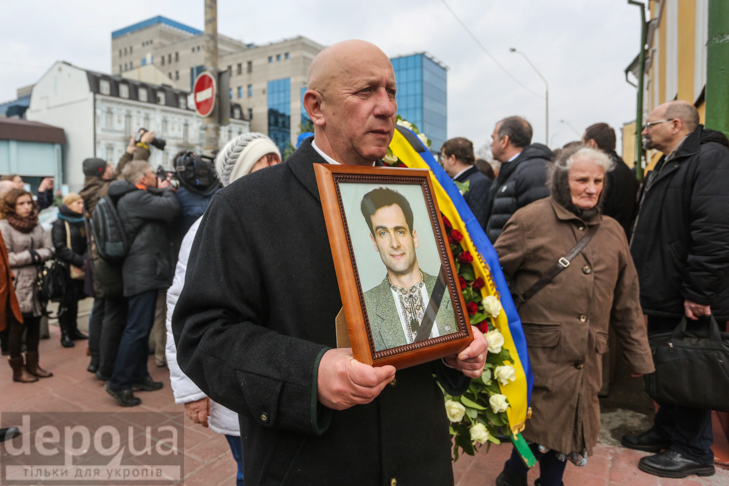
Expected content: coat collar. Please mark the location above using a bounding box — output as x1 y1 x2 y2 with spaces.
454 165 478 183
549 197 602 226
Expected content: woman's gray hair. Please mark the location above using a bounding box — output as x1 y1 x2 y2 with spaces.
122 161 152 185
548 145 615 217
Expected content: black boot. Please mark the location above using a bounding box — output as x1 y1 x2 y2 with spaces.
87 355 100 373
621 428 672 453
58 311 76 348
60 330 75 348
69 323 88 341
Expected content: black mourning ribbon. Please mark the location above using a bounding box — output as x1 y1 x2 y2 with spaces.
413 266 447 343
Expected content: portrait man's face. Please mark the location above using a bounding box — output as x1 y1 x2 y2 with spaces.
369 204 419 276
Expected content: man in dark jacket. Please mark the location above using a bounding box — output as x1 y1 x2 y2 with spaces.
105 160 179 407
485 116 553 242
173 40 487 486
441 137 492 229
622 100 729 479
582 122 638 237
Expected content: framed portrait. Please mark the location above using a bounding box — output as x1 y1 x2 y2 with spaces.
315 164 473 370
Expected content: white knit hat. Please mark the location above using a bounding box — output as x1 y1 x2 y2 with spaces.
215 133 281 186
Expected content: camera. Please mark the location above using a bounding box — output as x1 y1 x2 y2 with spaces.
135 128 166 150
156 166 180 190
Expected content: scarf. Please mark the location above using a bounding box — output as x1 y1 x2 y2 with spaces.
549 167 603 221
388 272 426 342
6 211 39 234
58 213 85 224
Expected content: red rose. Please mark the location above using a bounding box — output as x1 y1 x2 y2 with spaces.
458 251 473 264
466 302 478 315
459 276 467 290
442 215 453 230
472 277 485 291
448 234 455 244
450 230 463 242
476 322 489 334
397 162 407 168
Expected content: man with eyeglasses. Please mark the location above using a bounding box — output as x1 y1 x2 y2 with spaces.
622 100 729 479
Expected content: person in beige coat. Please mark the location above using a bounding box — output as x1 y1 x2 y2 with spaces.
0 189 54 382
493 146 654 486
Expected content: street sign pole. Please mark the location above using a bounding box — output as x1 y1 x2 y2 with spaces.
202 0 219 156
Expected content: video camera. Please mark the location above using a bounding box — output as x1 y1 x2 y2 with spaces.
161 151 220 196
135 128 166 150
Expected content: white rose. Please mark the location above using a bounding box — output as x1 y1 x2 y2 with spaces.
469 423 491 445
485 329 504 354
482 296 502 318
383 152 399 164
489 394 509 413
417 132 430 147
494 365 516 386
444 400 466 422
396 119 413 130
481 368 492 384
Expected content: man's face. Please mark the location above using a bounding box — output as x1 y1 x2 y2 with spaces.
103 164 114 180
320 56 397 164
369 204 419 277
140 168 158 188
490 123 505 162
641 107 675 152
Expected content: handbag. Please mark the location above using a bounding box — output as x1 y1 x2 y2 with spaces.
643 316 729 412
64 221 85 280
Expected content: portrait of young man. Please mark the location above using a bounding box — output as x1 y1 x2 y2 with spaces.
360 187 457 351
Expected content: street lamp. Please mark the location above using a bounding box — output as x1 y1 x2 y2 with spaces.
510 48 548 144
560 119 581 138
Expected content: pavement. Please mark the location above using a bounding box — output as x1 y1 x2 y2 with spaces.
1 317 728 485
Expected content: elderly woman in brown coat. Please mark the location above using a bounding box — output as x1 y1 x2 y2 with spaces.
493 146 654 486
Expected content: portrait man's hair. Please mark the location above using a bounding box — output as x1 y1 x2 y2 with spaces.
360 187 414 236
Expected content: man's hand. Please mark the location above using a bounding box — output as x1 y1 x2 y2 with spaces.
317 348 395 410
126 136 136 154
158 178 171 189
38 177 54 192
141 130 155 144
443 326 488 378
184 397 210 428
684 299 711 320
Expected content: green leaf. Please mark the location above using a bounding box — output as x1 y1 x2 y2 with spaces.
469 313 488 325
459 264 475 281
465 408 478 420
461 287 474 302
460 396 487 410
454 180 471 194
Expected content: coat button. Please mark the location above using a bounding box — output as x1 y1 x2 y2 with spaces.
389 377 397 387
579 315 587 322
260 412 268 422
390 478 398 486
578 225 585 231
574 361 584 369
582 266 592 275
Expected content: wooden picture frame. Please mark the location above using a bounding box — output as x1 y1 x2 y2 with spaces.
315 163 473 370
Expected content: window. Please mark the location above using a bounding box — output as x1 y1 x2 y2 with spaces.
124 112 132 136
130 61 133 68
119 49 122 57
119 83 129 99
227 65 232 75
247 61 252 73
168 72 172 79
237 86 242 98
175 71 179 80
237 63 242 75
285 52 289 59
161 118 168 135
175 52 179 62
168 54 172 64
248 108 253 120
234 107 241 119
139 88 148 102
161 56 165 66
143 114 150 127
124 63 127 70
179 97 187 109
157 91 166 105
229 88 232 99
119 64 122 73
191 47 195 53
106 145 113 162
99 79 110 95
105 109 113 127
276 54 281 61
124 47 127 55
268 56 273 63
247 84 252 97
183 122 189 143
130 46 133 54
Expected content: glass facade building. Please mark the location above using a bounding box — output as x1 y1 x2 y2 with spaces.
391 53 447 153
267 77 291 154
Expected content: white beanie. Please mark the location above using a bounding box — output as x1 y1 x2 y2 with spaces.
215 133 281 186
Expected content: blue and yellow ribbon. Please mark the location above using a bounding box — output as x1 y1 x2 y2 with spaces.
389 126 533 433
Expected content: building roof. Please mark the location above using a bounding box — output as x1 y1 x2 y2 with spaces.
0 117 66 144
112 16 202 39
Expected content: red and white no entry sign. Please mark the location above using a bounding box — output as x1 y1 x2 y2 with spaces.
193 72 216 117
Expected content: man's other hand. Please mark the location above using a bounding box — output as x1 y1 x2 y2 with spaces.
141 130 155 144
443 326 488 378
38 177 54 192
684 299 711 320
126 136 136 154
184 397 210 428
317 348 395 411
158 178 171 189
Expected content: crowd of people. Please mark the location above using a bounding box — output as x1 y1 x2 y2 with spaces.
1 38 728 486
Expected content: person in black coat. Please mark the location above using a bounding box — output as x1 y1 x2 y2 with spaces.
173 40 487 486
622 101 729 479
51 193 88 348
485 116 553 243
582 122 639 238
440 137 492 230
104 161 180 407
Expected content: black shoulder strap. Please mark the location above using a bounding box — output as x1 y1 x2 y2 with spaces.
414 266 447 343
515 225 598 307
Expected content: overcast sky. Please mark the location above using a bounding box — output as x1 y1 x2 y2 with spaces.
1 0 645 153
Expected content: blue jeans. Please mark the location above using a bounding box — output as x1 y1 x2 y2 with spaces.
504 444 567 486
108 290 158 390
224 435 244 486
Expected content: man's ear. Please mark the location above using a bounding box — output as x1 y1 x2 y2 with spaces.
500 135 510 150
303 90 325 128
412 230 419 249
586 139 598 149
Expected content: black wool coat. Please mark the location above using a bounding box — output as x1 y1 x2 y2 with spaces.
107 181 180 297
484 143 553 243
455 165 492 231
173 138 469 486
631 125 729 321
602 151 638 238
51 205 87 268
